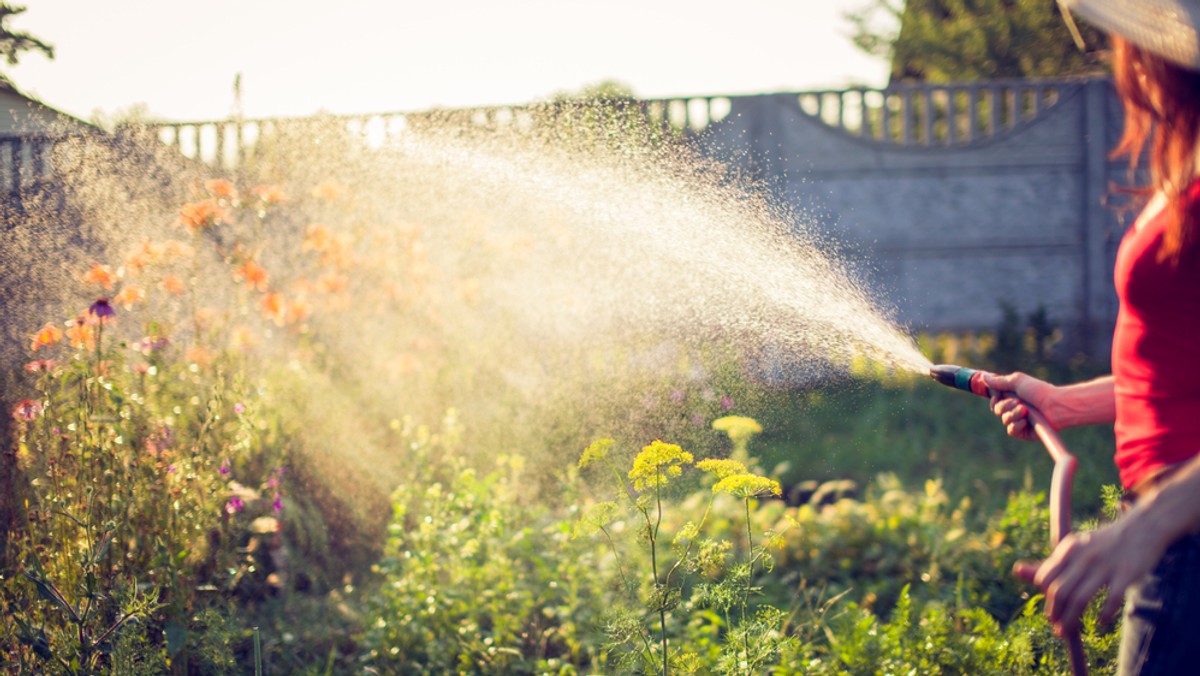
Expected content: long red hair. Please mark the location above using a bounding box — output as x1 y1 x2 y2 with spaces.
1110 35 1200 262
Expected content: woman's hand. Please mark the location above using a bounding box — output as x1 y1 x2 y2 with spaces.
1013 511 1169 636
982 371 1060 441
982 372 1116 439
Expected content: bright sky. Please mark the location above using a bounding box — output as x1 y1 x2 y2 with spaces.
10 0 891 123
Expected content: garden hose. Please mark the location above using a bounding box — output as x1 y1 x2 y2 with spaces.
929 365 1087 676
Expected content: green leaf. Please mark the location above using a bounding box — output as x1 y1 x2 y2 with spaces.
23 571 73 618
92 530 114 564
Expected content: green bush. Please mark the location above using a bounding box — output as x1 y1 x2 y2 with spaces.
360 415 610 674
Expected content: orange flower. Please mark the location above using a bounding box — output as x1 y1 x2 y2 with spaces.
302 224 333 253
30 323 63 351
163 241 195 259
261 292 286 325
205 179 238 201
251 184 287 205
391 352 420 376
234 259 269 291
185 346 213 367
230 327 255 351
66 319 95 350
124 254 147 275
285 296 312 325
311 179 349 202
179 200 226 234
161 275 187 296
113 285 146 310
124 241 162 275
321 242 354 270
193 307 218 330
82 263 117 290
317 273 348 294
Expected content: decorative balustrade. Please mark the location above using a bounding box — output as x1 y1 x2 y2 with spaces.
795 79 1079 146
0 78 1099 189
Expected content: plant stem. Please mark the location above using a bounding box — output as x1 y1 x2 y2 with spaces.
743 498 753 676
654 479 667 676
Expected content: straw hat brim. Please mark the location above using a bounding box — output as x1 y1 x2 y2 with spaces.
1061 0 1200 70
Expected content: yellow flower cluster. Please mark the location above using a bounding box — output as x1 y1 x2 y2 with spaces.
628 440 694 491
695 458 747 480
572 501 618 539
578 438 615 468
712 415 763 443
712 473 782 499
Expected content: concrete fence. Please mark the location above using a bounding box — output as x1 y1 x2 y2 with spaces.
1 76 1128 359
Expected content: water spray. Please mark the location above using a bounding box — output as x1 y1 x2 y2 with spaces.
929 364 1087 676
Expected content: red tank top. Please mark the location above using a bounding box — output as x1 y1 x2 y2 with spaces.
1112 181 1200 489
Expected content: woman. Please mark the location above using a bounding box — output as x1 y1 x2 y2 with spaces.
985 0 1200 672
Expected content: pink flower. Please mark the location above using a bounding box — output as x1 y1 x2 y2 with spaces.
12 399 43 421
225 496 244 515
272 492 283 514
233 403 245 415
720 395 735 411
25 359 57 372
669 389 685 404
219 460 231 476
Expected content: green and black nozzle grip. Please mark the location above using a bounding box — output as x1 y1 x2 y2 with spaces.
929 364 992 397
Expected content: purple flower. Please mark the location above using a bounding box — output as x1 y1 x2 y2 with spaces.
225 496 244 515
720 395 735 411
12 399 43 422
138 335 171 354
272 492 284 513
233 403 245 415
219 460 231 476
167 464 177 474
88 298 116 322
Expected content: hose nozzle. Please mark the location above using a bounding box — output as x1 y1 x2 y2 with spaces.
929 364 991 397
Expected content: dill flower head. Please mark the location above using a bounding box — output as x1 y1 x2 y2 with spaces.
695 458 747 480
572 500 618 539
579 438 615 468
712 415 763 447
711 473 782 499
628 440 693 491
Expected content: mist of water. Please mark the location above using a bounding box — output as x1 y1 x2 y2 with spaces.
2 111 932 496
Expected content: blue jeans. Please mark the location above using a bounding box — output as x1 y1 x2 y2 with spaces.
1118 529 1200 675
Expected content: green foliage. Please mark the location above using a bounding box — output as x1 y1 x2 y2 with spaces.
754 329 1118 517
363 429 1122 674
0 3 53 70
361 422 609 674
845 0 1106 82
